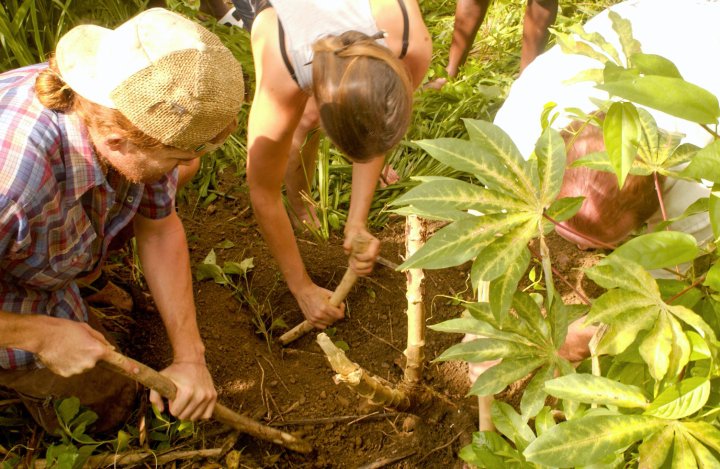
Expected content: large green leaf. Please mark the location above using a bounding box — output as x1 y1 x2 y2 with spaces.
608 231 699 270
435 338 535 363
630 53 683 78
682 140 720 183
685 432 720 469
469 357 545 396
608 11 642 64
460 431 529 469
415 138 529 199
588 257 659 295
489 248 531 323
645 377 711 419
668 304 718 343
544 374 648 408
399 212 533 269
524 414 665 467
638 425 673 469
598 76 720 124
462 119 538 201
638 312 673 381
585 289 656 325
604 101 640 188
535 127 566 206
595 305 658 355
390 178 526 214
672 429 698 469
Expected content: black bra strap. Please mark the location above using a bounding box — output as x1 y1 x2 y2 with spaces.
277 21 298 84
396 0 409 59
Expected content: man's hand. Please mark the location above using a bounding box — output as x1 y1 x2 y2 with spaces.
150 361 217 421
295 283 345 328
343 226 380 276
36 317 114 377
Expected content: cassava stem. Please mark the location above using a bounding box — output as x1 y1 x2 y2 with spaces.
278 236 370 345
316 333 410 410
101 351 312 454
403 215 425 384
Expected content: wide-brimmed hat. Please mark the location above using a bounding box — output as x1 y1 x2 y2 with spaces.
55 8 244 151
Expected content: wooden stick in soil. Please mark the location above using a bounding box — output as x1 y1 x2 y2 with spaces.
316 333 410 410
278 236 370 345
101 350 312 454
403 215 425 384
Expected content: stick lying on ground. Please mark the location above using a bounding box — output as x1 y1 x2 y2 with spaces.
101 350 312 454
278 236 370 346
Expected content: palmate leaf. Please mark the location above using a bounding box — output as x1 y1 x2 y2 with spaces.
399 212 533 270
429 317 534 346
663 142 700 171
544 374 649 409
682 421 720 454
389 205 471 222
587 256 659 294
545 196 584 223
685 432 720 468
535 127 566 207
469 357 546 396
414 138 528 200
666 314 692 380
524 414 665 467
595 304 658 355
598 75 720 124
389 178 527 214
672 430 697 469
460 431 530 469
631 53 683 78
608 231 699 270
555 31 613 64
470 219 538 282
635 107 659 164
644 377 711 420
462 119 538 202
568 23 621 64
604 101 640 188
520 365 555 421
512 292 551 344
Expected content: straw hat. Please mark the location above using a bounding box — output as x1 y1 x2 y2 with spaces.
55 8 244 151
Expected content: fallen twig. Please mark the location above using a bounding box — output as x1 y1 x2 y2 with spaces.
269 412 401 427
417 431 463 465
101 351 312 454
357 450 417 469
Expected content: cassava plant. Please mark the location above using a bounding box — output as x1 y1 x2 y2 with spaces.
392 11 720 468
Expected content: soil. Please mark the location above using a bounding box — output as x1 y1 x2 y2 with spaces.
110 171 605 468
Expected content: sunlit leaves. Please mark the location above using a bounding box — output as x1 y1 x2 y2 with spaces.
644 377 711 419
608 231 699 270
544 374 649 409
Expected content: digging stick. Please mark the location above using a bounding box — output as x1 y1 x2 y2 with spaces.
101 350 312 454
278 236 370 346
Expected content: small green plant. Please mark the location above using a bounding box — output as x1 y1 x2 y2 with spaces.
43 398 106 469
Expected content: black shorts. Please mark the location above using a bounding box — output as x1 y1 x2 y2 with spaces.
228 0 271 31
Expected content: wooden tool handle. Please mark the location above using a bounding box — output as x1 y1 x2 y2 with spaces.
278 235 370 346
101 351 312 453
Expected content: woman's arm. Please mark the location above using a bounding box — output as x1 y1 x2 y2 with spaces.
344 156 383 275
247 10 344 328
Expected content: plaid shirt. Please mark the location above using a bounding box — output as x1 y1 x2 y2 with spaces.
0 64 178 369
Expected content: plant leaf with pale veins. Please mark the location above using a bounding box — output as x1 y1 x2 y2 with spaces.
608 11 642 65
390 178 526 214
645 377 710 420
682 140 720 183
672 429 698 469
489 247 530 324
435 338 535 363
685 432 720 469
682 421 720 454
588 257 660 294
638 425 673 469
521 365 555 421
399 212 533 270
609 231 699 270
524 414 665 467
534 127 566 207
429 318 534 346
544 374 648 409
595 305 658 355
469 357 545 396
471 219 537 282
415 138 528 199
462 118 537 200
545 196 584 222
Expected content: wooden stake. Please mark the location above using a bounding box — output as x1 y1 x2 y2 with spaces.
278 236 370 345
316 333 410 410
101 351 312 454
403 215 426 384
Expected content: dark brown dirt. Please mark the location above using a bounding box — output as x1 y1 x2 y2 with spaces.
112 172 604 468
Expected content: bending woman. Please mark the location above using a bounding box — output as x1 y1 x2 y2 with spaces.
245 0 431 328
